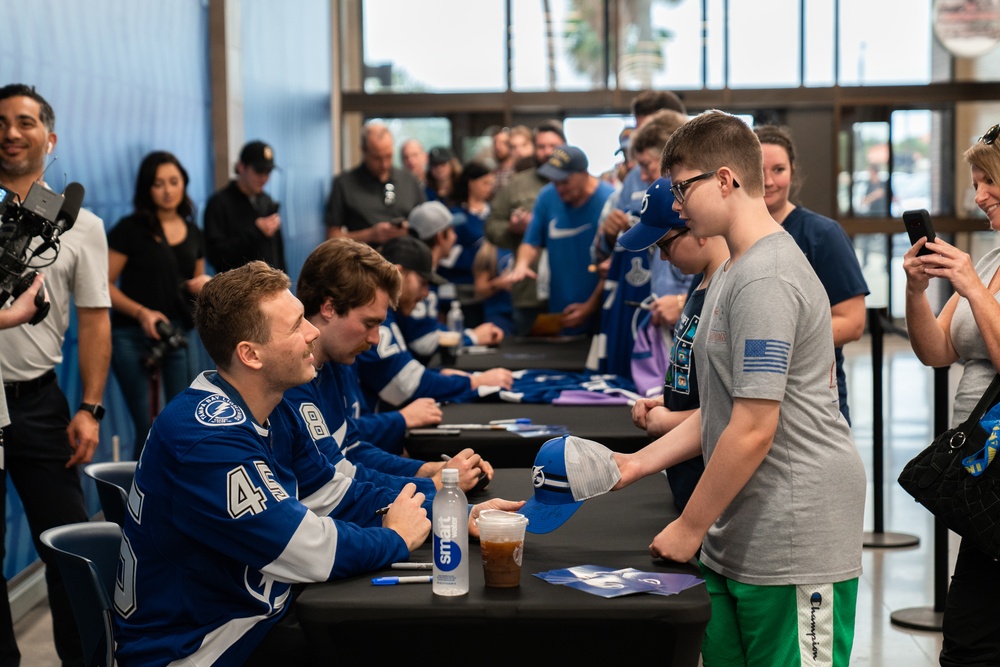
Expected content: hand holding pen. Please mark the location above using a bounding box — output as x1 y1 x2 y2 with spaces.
378 483 430 552
438 448 493 493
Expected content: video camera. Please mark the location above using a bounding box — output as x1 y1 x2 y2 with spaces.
143 320 188 372
0 180 84 324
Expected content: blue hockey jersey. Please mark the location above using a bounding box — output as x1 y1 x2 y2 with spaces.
114 372 409 666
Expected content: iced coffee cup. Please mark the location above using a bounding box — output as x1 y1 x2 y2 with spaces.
476 510 529 588
438 330 461 365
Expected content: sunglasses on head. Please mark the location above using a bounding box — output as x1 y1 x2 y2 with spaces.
980 124 1000 146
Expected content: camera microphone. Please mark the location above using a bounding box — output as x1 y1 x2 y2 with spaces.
57 182 85 232
33 182 85 258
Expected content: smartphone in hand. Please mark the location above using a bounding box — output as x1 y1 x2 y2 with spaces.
903 209 936 256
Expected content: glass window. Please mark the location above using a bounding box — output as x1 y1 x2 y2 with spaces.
728 0 800 88
890 110 935 217
803 0 836 86
619 0 703 90
705 0 726 89
838 0 932 85
564 115 631 177
512 0 605 91
367 117 452 167
362 0 506 92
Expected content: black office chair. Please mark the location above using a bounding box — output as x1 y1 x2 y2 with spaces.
84 461 136 526
40 521 122 667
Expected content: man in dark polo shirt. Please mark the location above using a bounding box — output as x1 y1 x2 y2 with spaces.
324 122 424 246
203 140 286 273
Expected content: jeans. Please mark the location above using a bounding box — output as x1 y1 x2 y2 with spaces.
111 323 196 459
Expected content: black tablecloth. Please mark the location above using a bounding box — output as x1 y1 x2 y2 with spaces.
405 401 650 468
295 469 710 666
448 335 593 372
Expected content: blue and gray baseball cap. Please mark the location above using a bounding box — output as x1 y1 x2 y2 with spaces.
617 178 686 251
518 435 621 534
537 145 589 182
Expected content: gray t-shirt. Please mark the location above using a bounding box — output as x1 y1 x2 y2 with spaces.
694 231 865 586
949 246 1000 425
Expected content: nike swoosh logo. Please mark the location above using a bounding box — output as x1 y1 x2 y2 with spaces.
548 219 592 240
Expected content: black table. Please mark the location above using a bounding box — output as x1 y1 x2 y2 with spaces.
295 469 710 666
448 335 593 372
406 401 650 468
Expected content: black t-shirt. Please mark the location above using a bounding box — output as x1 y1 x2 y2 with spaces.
108 214 203 329
203 181 285 272
664 281 707 413
324 164 425 231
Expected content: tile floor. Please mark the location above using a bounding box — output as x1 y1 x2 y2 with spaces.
12 333 953 665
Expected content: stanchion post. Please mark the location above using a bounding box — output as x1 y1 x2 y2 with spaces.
864 307 920 548
889 366 949 631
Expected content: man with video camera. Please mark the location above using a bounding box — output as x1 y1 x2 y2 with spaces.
0 83 111 667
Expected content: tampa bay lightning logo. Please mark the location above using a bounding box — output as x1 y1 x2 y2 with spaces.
532 465 546 488
640 192 650 215
195 395 246 427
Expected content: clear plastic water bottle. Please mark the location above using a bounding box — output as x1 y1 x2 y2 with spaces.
432 468 469 596
446 300 464 355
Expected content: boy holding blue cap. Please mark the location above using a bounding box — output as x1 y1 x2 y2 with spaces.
612 110 865 666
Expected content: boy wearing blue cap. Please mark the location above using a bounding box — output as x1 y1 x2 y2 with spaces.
617 179 728 512
612 110 865 666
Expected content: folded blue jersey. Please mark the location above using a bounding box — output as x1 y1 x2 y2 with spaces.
490 369 639 404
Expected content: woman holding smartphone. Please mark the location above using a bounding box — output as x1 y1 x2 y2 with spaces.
107 151 210 458
903 123 1000 666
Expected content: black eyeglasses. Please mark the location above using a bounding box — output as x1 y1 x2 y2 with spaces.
384 182 396 207
980 124 1000 146
671 170 741 204
655 227 690 255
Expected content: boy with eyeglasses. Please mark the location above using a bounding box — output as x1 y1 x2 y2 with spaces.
611 110 865 666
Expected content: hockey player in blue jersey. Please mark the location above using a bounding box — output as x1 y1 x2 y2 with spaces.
286 237 494 492
113 261 522 666
396 201 504 365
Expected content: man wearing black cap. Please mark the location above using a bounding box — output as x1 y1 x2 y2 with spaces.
503 145 614 336
203 140 286 272
324 123 423 245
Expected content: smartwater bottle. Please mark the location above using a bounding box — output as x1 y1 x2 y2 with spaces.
432 468 469 596
446 300 465 354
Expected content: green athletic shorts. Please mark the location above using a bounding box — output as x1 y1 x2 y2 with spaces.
700 564 859 667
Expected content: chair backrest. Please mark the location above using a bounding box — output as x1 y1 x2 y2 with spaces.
84 461 136 526
40 521 122 667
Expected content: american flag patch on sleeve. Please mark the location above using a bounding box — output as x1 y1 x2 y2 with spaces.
743 339 791 374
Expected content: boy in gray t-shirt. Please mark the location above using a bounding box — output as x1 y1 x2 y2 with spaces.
613 110 865 667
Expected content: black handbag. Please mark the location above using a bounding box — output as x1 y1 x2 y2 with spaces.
898 373 1000 558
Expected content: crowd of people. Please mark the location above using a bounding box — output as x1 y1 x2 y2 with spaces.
2 77 992 666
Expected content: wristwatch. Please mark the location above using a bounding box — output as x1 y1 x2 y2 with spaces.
78 403 105 421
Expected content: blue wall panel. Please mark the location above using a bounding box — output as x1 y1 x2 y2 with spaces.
0 0 212 579
240 0 332 287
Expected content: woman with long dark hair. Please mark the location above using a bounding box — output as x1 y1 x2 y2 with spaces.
107 151 209 458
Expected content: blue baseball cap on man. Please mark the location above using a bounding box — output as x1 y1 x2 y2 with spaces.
537 145 589 182
517 435 621 534
616 178 686 251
